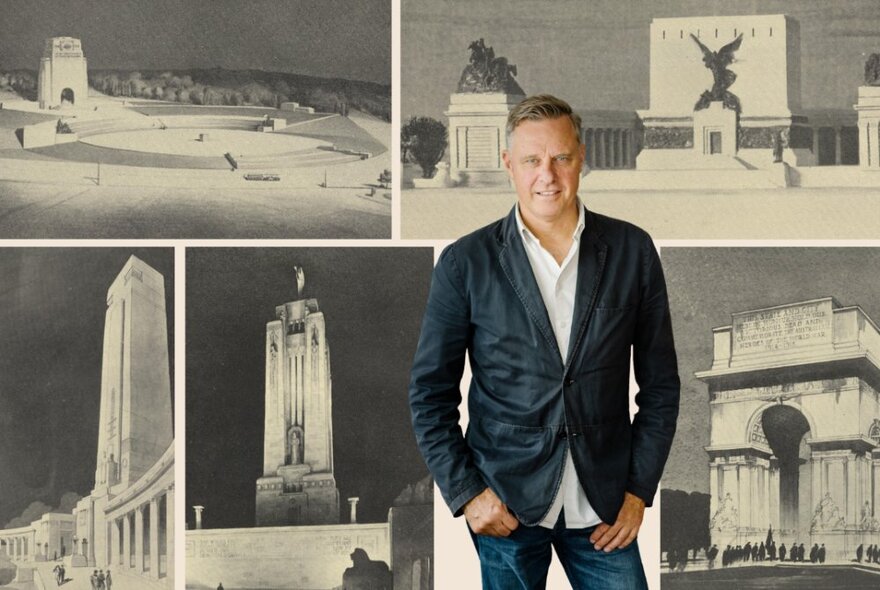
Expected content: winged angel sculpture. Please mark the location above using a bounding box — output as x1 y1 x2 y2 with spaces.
690 33 743 112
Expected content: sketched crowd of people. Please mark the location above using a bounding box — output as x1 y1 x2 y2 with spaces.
89 569 112 590
856 543 880 564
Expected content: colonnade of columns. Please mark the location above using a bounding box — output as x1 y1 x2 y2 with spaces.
583 128 636 169
0 534 33 561
107 485 173 581
812 126 853 165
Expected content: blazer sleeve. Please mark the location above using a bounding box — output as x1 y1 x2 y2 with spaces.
627 236 681 506
409 244 487 516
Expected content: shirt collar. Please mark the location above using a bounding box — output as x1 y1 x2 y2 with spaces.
515 200 586 244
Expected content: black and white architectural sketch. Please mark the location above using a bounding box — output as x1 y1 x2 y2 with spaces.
0 249 175 590
401 0 880 239
0 0 390 238
660 247 880 589
185 248 434 590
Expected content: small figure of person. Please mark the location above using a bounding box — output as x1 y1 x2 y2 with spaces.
59 565 65 585
90 570 98 590
707 544 718 569
772 131 784 163
105 570 112 590
97 569 105 590
217 583 224 590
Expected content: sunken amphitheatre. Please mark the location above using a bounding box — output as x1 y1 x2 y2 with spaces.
0 37 391 238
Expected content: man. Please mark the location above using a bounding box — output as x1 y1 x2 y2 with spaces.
409 95 680 588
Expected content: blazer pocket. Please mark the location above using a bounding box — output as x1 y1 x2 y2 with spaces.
468 416 557 476
594 304 635 312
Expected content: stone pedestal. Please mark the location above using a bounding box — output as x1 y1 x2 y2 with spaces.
69 554 87 567
855 86 880 169
694 102 738 157
445 92 524 186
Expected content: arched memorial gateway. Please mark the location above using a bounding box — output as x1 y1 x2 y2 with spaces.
697 298 880 560
38 37 88 109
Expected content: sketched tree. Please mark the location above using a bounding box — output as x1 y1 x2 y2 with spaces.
401 116 447 179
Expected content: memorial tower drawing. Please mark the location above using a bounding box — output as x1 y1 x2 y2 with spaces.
94 256 174 494
76 255 174 573
255 267 340 526
38 37 88 109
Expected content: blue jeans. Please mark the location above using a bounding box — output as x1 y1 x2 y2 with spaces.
469 511 648 590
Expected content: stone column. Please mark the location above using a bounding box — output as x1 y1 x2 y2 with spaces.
149 499 160 579
812 127 819 158
709 463 719 522
588 129 597 169
834 127 842 165
609 129 617 168
583 129 591 169
762 460 770 533
134 506 144 574
110 519 120 569
166 487 175 581
193 506 204 530
873 457 880 517
122 514 131 568
738 462 751 535
348 497 360 524
847 453 858 525
769 458 780 532
597 130 606 169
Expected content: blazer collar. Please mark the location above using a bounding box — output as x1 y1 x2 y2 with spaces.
496 203 608 370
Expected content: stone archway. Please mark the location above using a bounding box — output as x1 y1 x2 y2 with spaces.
761 405 812 537
60 88 75 105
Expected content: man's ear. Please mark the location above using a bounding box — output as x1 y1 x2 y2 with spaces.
502 149 513 175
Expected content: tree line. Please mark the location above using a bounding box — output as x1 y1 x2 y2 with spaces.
0 68 390 121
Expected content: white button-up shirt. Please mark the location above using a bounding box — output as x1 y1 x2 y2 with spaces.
515 202 602 529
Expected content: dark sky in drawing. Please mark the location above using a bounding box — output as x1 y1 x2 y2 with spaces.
0 248 174 528
661 247 880 495
404 0 880 120
1 0 390 85
185 247 433 530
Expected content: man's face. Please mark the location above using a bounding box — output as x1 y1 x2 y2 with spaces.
502 116 585 227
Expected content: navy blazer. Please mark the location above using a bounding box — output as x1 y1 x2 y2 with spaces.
409 205 680 525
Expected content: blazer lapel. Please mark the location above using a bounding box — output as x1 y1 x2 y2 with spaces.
497 208 562 360
565 209 607 370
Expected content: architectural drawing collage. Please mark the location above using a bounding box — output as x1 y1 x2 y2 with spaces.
0 1 877 589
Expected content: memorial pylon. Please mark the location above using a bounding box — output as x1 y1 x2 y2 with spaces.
255 267 340 526
75 255 173 569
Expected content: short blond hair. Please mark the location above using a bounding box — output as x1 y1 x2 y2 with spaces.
506 94 582 146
